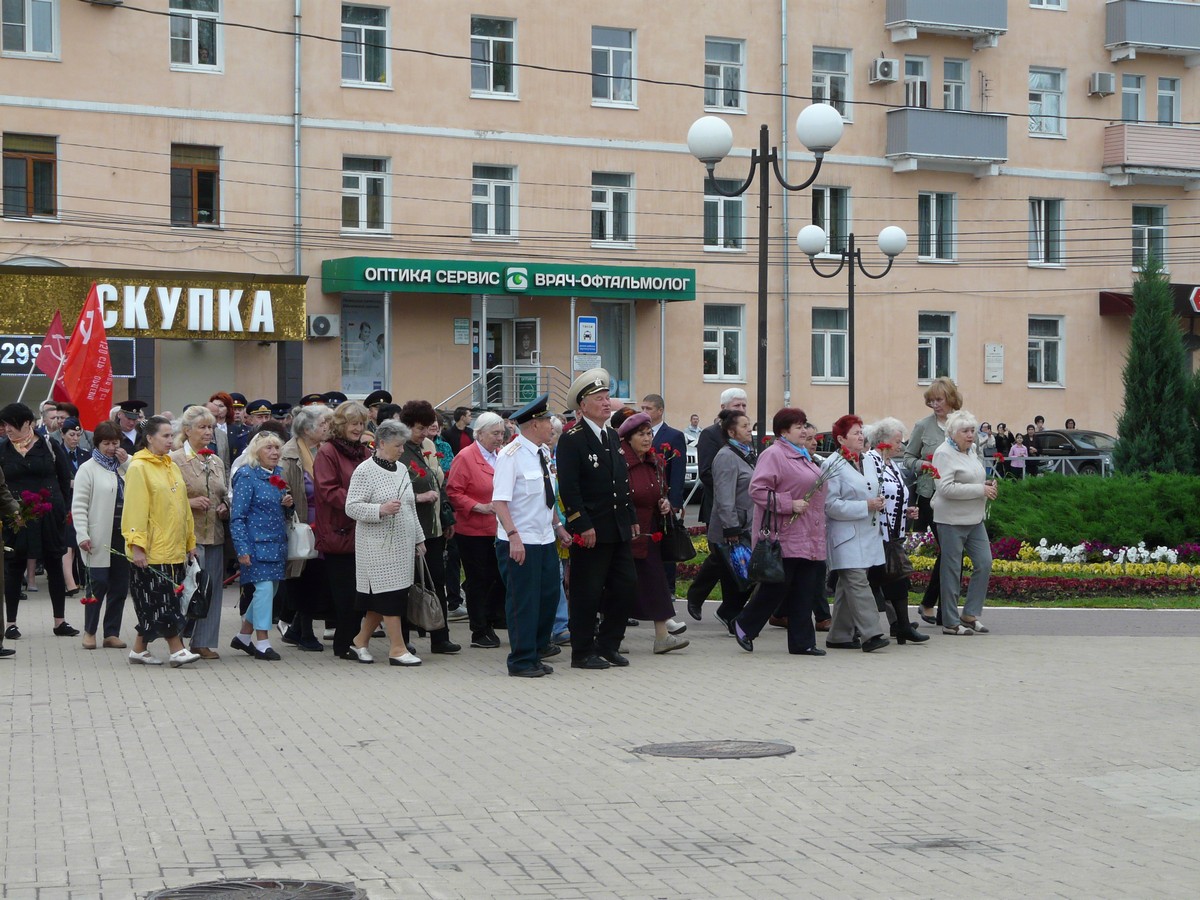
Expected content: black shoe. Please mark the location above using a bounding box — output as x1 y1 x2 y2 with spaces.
281 631 300 646
735 631 753 653
626 618 639 626
252 645 282 661
509 666 545 677
540 663 554 675
917 606 937 625
53 622 80 637
338 649 360 661
430 641 461 654
471 631 501 649
826 639 862 650
571 654 611 670
715 612 736 635
539 644 562 659
4 625 19 640
373 628 386 638
598 649 629 667
65 587 81 598
297 638 325 652
687 597 703 621
0 647 14 659
230 636 255 655
861 634 890 653
790 647 827 656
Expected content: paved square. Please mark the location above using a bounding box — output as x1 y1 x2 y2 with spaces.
2 592 1198 898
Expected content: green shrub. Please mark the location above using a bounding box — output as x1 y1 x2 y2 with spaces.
986 473 1200 547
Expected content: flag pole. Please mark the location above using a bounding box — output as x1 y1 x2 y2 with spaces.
41 351 68 407
13 353 40 405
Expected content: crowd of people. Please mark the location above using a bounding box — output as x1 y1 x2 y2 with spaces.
0 372 1001 669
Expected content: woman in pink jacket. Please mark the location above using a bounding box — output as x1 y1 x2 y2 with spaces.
732 408 828 656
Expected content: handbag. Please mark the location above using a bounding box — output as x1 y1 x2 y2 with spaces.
714 537 753 594
407 555 445 632
659 511 697 563
439 495 456 530
748 489 785 584
868 469 915 587
181 558 213 620
286 511 318 561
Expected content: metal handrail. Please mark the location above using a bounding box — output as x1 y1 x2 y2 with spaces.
437 364 572 412
992 453 1113 477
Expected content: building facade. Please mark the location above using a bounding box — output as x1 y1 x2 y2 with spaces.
3 0 1199 432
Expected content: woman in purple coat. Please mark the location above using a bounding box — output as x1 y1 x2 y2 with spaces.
732 408 828 656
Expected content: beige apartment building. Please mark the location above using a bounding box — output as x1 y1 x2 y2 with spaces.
2 0 1200 434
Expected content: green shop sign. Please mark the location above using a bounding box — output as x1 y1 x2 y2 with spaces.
322 257 695 302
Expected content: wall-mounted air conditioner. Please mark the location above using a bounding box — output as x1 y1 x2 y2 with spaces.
869 58 899 84
307 314 340 338
1089 72 1116 97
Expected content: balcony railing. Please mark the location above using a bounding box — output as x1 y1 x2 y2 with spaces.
1102 122 1200 187
1106 0 1200 63
886 108 1008 176
885 0 1007 48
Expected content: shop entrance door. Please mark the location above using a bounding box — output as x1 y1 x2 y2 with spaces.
513 317 541 405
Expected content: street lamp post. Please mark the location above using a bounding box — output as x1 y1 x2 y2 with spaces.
796 225 908 416
687 105 844 451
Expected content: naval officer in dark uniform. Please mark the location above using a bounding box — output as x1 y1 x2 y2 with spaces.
556 368 638 670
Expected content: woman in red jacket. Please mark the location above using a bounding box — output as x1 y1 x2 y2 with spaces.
445 411 508 649
314 400 370 660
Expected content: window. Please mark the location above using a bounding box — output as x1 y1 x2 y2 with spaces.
1029 198 1064 265
592 27 635 105
472 164 515 238
1132 205 1165 268
342 157 388 233
170 144 220 227
341 5 388 86
811 309 847 382
2 133 55 218
943 59 967 111
595 302 633 396
341 293 388 395
470 17 515 96
917 313 954 382
1030 0 1063 7
703 305 744 380
812 48 850 118
703 178 743 250
1121 74 1145 123
917 192 955 261
591 172 632 244
169 0 219 69
1028 68 1064 135
1027 317 1063 386
704 38 744 111
904 56 929 108
811 187 849 255
1 0 55 57
1158 77 1180 125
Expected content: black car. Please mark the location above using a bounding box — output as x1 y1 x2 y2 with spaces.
1028 429 1116 475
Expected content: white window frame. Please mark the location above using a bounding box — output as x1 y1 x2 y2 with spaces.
1029 198 1065 266
471 164 516 240
704 37 745 113
904 56 930 108
812 48 851 120
811 186 850 257
916 312 955 384
1157 77 1181 126
1030 0 1064 8
703 178 745 251
703 304 745 382
341 4 390 88
943 59 968 111
917 191 956 262
1027 316 1064 387
591 172 634 246
1 0 57 59
470 16 517 98
169 0 221 72
341 157 390 234
811 308 848 384
1132 204 1166 270
591 26 636 107
1121 74 1145 123
1028 67 1065 136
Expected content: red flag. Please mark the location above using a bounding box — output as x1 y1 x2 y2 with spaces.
35 311 71 402
61 283 113 431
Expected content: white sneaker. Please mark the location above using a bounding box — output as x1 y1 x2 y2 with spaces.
666 618 688 636
128 650 162 666
169 648 201 667
322 628 335 640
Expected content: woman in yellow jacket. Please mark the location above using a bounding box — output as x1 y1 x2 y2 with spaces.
121 415 201 668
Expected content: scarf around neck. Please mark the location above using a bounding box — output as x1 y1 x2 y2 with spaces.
92 449 124 500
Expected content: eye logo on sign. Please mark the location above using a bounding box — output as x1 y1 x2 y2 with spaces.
504 267 529 293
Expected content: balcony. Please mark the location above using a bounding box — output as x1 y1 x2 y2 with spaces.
886 108 1008 176
1102 123 1200 187
885 0 1007 49
1106 0 1200 65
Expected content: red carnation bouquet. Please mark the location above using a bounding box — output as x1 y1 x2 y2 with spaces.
11 488 53 528
268 474 289 491
408 461 427 478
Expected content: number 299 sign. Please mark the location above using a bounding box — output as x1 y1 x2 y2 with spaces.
0 337 135 378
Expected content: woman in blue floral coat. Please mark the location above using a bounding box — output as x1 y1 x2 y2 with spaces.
229 431 293 660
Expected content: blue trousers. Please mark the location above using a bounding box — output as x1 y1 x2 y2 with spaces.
553 560 569 635
245 581 277 631
496 540 559 674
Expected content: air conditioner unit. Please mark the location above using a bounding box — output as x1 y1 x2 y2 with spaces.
1089 71 1116 97
307 314 340 338
869 58 899 85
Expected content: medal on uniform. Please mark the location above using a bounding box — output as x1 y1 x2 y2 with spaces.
587 452 598 468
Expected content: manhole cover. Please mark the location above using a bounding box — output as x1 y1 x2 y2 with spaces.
146 880 366 900
632 740 795 759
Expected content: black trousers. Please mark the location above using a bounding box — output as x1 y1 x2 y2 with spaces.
457 533 505 637
568 540 636 662
915 495 942 614
419 534 451 645
737 557 823 652
685 550 752 622
323 552 362 656
444 534 463 606
84 555 129 638
6 548 66 621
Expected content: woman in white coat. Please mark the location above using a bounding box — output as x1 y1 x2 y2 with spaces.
345 419 426 667
822 414 889 653
72 421 130 650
